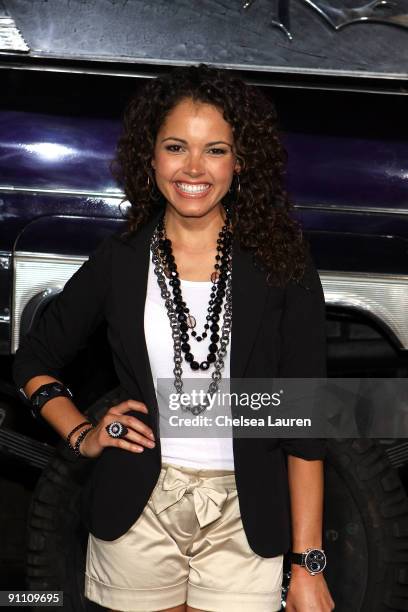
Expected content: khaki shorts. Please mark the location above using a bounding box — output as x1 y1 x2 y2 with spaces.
85 462 283 612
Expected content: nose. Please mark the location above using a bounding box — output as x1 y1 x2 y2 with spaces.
183 152 205 177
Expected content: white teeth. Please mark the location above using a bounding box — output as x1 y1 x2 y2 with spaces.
176 182 211 193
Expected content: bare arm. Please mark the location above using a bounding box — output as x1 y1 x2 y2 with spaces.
287 456 324 552
285 456 335 611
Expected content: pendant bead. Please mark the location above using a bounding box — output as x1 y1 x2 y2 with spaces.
186 315 196 329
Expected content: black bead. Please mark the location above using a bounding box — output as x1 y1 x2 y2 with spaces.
197 337 202 342
209 343 218 353
178 313 187 322
190 361 200 370
210 333 219 342
180 332 189 342
181 343 191 352
200 361 209 370
210 323 219 332
202 332 207 338
207 354 216 363
180 322 188 332
185 353 194 362
211 314 219 323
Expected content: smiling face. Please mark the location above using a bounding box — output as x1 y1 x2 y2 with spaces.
151 97 240 221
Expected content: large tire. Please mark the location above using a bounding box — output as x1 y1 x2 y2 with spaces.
27 396 408 611
318 439 408 612
26 388 121 612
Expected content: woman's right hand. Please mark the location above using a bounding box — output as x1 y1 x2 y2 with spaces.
78 399 156 459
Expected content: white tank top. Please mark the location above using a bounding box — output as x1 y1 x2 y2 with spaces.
144 249 234 470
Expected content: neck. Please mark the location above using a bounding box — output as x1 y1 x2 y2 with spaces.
163 204 228 252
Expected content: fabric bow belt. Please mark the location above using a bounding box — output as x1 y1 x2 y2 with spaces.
151 465 231 528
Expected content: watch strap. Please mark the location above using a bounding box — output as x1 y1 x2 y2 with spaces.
288 552 305 565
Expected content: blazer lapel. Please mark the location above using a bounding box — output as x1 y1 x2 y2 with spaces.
230 237 270 379
115 210 162 422
116 209 270 421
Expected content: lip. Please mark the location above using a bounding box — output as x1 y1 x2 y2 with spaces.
173 181 213 199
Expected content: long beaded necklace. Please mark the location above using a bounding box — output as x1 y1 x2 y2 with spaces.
156 213 232 371
150 210 233 415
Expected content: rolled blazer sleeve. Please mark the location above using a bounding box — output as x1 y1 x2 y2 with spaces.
12 236 112 392
278 250 327 460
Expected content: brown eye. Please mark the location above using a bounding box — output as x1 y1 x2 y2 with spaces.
165 144 184 152
208 148 227 155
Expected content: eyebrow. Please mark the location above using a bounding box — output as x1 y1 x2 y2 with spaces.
161 137 233 148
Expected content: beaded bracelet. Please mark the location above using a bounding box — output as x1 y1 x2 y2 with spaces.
72 426 94 458
66 420 92 447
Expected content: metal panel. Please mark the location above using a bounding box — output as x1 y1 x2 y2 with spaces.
12 251 87 353
12 253 408 353
3 0 408 79
320 271 408 349
0 251 11 354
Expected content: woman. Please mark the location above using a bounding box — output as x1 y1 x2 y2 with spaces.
13 64 335 611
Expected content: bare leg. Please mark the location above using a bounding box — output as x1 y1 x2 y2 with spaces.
110 606 187 612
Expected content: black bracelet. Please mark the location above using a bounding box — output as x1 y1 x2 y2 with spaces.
72 425 94 458
66 420 92 447
26 382 73 420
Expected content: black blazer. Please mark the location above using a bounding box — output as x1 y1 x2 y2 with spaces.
12 208 327 558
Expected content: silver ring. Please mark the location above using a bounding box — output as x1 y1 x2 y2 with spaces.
106 421 129 439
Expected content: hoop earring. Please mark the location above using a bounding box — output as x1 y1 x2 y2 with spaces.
229 173 241 195
147 174 162 203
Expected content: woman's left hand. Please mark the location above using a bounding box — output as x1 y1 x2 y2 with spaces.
284 565 335 611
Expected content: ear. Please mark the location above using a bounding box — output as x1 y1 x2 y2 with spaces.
234 154 243 174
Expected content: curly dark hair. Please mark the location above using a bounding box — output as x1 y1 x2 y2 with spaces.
110 63 308 285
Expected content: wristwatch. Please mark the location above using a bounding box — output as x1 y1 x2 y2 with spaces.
288 548 326 575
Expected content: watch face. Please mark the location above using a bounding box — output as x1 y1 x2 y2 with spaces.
305 549 326 574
